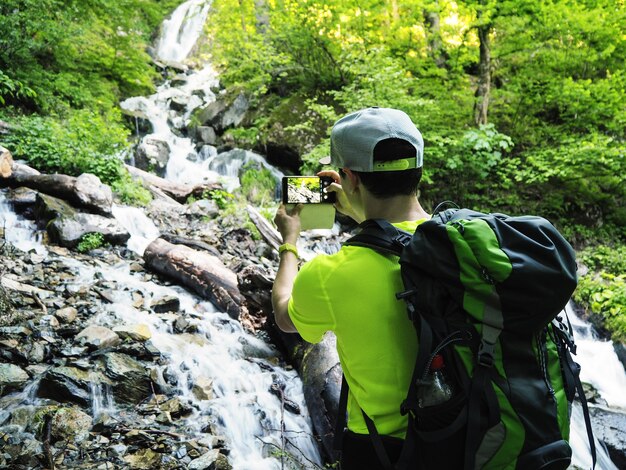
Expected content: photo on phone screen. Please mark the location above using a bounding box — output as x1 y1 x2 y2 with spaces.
282 176 336 204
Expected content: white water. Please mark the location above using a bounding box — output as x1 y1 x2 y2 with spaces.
111 204 160 256
567 303 626 409
155 0 212 63
0 191 46 256
60 257 321 468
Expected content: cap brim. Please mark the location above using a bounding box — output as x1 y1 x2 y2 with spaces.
319 155 331 165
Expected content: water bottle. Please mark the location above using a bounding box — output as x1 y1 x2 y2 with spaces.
417 354 454 408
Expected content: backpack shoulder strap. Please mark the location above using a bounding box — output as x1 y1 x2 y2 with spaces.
344 218 412 256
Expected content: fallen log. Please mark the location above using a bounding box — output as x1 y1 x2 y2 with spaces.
0 146 13 178
143 238 244 319
246 205 281 251
125 164 221 203
0 162 113 215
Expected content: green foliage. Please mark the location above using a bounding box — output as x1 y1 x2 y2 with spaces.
574 244 626 341
204 189 235 210
0 70 36 105
112 173 152 206
238 163 278 206
76 232 105 253
0 110 127 182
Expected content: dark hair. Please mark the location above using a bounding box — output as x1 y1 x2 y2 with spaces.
352 138 422 198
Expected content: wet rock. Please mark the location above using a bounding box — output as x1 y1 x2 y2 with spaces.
589 405 626 468
613 342 626 374
170 95 190 112
159 396 192 419
192 377 214 401
103 352 152 404
35 193 130 248
188 449 220 470
135 136 171 177
49 212 130 248
123 448 163 469
0 363 29 394
74 173 113 215
196 126 217 145
50 406 92 444
92 412 117 433
0 326 32 337
55 306 78 324
76 325 121 350
151 295 181 313
40 314 60 329
113 324 152 342
38 366 111 406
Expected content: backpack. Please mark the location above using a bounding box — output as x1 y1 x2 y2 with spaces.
336 206 596 470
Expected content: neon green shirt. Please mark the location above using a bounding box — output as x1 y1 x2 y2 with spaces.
288 220 426 438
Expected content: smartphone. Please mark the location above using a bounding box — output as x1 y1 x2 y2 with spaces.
282 176 336 204
281 176 336 230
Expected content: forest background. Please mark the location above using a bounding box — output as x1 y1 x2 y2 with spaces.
0 0 625 339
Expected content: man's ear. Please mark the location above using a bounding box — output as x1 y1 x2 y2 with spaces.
342 168 360 192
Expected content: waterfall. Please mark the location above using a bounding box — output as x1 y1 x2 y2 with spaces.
155 0 212 64
0 191 46 256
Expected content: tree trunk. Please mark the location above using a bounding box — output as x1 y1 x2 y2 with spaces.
0 162 112 215
423 6 448 69
0 146 13 178
474 17 492 126
125 164 221 203
143 238 245 319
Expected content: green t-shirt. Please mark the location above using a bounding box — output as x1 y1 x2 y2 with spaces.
288 220 426 438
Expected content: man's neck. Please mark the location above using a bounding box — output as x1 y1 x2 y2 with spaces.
363 194 430 223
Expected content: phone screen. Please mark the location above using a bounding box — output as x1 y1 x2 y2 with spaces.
282 176 335 204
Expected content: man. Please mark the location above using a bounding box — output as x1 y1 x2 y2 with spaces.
272 107 430 469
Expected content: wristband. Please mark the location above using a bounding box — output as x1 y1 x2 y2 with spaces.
278 243 299 258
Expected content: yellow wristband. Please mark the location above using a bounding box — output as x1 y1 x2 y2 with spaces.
278 243 299 258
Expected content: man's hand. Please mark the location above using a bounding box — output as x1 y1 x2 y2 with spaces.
274 203 303 245
318 169 363 223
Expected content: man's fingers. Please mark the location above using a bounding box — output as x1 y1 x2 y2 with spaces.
326 182 342 193
288 203 304 216
317 170 340 184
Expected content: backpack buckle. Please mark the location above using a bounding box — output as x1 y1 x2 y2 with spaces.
477 339 496 368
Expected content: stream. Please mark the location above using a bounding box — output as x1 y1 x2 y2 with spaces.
1 0 625 468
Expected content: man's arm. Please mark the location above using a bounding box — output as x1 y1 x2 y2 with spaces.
272 204 302 333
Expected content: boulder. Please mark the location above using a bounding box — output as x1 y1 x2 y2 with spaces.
195 126 217 145
112 324 152 342
74 173 113 215
150 295 181 313
34 193 130 249
170 95 190 112
103 352 151 404
37 366 111 406
55 306 78 324
135 136 171 177
123 448 163 469
192 376 214 401
0 363 29 394
589 405 626 469
76 325 121 350
188 449 220 470
50 406 92 444
221 92 249 129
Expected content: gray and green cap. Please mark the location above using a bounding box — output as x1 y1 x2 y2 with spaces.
320 107 423 172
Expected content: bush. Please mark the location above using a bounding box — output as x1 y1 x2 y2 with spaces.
76 232 105 253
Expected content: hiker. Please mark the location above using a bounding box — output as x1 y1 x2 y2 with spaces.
272 107 429 469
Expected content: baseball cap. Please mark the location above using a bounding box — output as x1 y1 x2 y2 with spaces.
319 107 423 172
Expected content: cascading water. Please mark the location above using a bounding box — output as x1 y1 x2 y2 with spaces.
0 191 46 256
155 0 212 64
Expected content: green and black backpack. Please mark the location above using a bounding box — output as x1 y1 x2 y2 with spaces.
338 206 596 470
